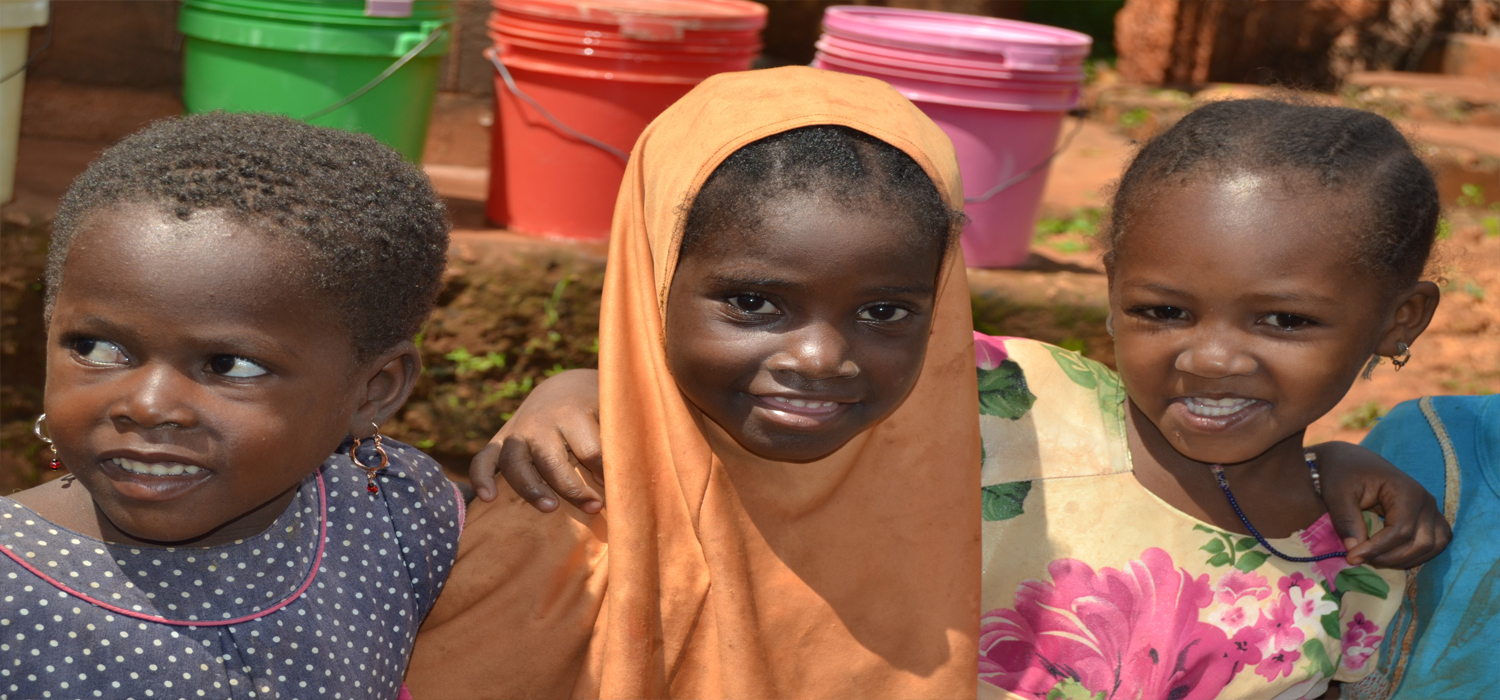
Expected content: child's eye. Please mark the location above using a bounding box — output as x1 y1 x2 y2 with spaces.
1261 312 1316 331
1133 306 1188 321
857 304 911 323
207 355 268 378
72 339 129 366
728 295 780 315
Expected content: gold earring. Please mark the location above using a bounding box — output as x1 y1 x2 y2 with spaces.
1391 341 1411 371
350 422 388 495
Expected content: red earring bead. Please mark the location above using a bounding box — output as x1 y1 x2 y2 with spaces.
49 458 60 470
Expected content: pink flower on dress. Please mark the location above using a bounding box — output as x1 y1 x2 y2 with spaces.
979 548 1238 700
1256 648 1303 681
973 333 1011 370
1341 613 1384 670
1288 584 1337 625
1208 570 1272 635
1279 571 1315 596
1299 514 1354 590
1258 592 1307 655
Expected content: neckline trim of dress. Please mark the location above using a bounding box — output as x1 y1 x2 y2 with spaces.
0 471 328 627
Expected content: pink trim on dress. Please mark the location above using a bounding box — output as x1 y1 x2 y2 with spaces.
0 471 329 627
451 481 467 538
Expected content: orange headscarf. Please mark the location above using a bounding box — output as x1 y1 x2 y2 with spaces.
407 66 979 699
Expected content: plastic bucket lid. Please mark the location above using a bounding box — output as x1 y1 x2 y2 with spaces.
821 5 1089 73
180 0 454 57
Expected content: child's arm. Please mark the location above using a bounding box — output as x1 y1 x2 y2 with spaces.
468 369 604 512
1310 440 1452 568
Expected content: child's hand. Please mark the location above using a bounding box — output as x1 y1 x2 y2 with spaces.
1310 441 1452 568
470 369 604 513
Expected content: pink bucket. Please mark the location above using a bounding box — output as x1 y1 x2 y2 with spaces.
812 7 1091 267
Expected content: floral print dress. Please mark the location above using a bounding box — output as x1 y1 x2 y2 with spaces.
975 335 1403 700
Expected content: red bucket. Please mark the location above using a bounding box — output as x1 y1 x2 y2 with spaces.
487 0 765 240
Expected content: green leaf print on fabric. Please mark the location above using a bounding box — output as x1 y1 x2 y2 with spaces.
1044 344 1125 424
1335 566 1392 599
977 360 1036 420
982 481 1033 522
1193 525 1268 571
1302 638 1337 678
1235 551 1270 573
1321 610 1342 640
1044 678 1106 700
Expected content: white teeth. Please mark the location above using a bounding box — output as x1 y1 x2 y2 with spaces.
1184 398 1256 417
112 458 202 476
767 397 837 410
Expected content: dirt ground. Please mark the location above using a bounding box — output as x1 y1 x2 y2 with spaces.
2 72 1497 490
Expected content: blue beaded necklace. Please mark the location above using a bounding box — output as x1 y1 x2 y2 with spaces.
1209 452 1349 563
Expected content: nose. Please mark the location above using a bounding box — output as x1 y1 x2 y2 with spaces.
1174 331 1258 379
110 363 198 430
766 321 860 381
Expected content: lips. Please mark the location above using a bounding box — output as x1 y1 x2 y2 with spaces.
751 394 854 430
98 453 212 502
1169 396 1267 433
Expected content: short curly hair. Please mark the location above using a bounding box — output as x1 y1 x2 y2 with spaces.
681 125 964 261
1105 99 1438 288
49 112 450 361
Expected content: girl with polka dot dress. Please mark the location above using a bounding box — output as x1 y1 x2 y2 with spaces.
1 113 462 700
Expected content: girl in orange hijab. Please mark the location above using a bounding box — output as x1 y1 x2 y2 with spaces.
404 66 981 698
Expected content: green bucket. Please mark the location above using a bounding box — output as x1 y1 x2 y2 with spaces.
179 0 454 161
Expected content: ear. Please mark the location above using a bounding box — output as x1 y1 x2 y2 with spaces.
1374 281 1440 357
348 340 422 438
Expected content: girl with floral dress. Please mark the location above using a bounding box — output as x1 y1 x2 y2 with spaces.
0 113 462 700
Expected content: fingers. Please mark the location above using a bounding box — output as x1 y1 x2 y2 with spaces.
495 437 563 513
559 412 604 486
529 432 604 513
468 441 504 503
1352 491 1452 568
1322 483 1372 556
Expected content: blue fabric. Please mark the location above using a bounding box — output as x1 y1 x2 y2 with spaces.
0 439 460 700
1357 395 1500 700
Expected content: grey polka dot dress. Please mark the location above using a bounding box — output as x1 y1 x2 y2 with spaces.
0 440 462 700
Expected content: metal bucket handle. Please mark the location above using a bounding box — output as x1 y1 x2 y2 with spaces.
485 47 630 164
301 22 446 121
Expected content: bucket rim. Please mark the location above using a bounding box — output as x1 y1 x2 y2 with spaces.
816 35 1084 83
494 50 735 84
813 54 1081 112
184 0 455 23
822 6 1090 69
491 24 761 56
494 0 765 32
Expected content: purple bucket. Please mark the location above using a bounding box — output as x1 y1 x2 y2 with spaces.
812 6 1091 267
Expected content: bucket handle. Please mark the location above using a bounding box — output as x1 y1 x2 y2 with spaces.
301 23 446 121
964 111 1085 205
485 47 631 164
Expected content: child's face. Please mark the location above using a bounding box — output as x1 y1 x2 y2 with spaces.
1110 173 1425 465
665 194 943 462
44 204 372 544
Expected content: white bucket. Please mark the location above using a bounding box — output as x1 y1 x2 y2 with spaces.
1 0 48 204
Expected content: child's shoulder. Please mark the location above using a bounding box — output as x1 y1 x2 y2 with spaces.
975 334 1130 486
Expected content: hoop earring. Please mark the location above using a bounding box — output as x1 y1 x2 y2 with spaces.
1361 354 1381 380
32 414 61 470
350 422 389 495
1391 341 1411 371
1105 314 1115 338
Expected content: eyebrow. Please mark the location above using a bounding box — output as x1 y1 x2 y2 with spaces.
1124 282 1339 305
705 273 799 290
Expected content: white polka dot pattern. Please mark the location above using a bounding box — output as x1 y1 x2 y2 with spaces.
0 440 460 700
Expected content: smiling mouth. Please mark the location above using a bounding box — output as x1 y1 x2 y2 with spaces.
751 394 853 430
111 457 204 476
1182 397 1259 417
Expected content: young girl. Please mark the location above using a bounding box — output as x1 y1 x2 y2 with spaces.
473 99 1453 699
1 113 462 699
405 66 980 698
